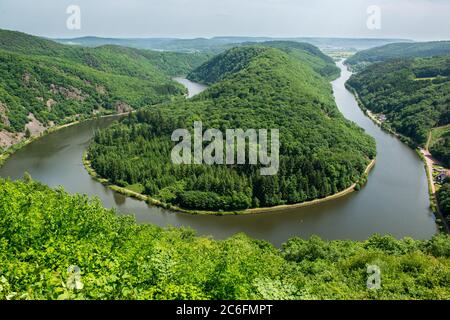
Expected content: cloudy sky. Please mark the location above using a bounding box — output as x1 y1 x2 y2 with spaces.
0 0 449 40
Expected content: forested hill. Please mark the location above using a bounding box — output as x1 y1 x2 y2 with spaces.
0 29 211 77
187 41 340 84
88 45 376 212
0 29 210 149
346 55 450 165
1 177 449 299
346 41 450 71
186 47 266 84
259 41 340 80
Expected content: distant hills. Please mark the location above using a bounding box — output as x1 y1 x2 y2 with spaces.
346 40 450 166
55 36 411 53
0 29 210 149
346 41 450 71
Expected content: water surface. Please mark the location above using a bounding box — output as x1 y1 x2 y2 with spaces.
173 77 208 98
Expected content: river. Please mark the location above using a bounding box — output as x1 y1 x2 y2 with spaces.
173 77 208 98
0 63 437 246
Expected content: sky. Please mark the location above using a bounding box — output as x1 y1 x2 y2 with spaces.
0 0 449 40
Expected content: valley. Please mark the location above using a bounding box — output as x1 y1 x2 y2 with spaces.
0 27 448 300
0 60 437 244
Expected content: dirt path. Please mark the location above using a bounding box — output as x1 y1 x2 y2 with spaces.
420 147 437 194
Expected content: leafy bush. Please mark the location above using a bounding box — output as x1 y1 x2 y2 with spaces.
1 178 449 300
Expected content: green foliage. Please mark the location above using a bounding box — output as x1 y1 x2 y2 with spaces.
88 46 375 211
347 55 450 148
188 42 340 84
0 178 449 300
187 46 267 84
258 41 340 80
0 29 209 134
347 41 450 71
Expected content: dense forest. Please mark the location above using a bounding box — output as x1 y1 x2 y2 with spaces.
188 41 340 82
88 44 376 211
346 41 450 71
1 177 449 299
0 29 211 77
0 29 210 148
438 178 450 217
346 55 450 161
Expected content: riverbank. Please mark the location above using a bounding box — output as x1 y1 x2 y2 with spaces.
245 159 376 214
345 83 407 140
345 81 449 234
83 150 376 215
419 143 449 233
0 112 129 168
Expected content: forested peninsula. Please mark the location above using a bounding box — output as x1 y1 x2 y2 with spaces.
87 44 376 212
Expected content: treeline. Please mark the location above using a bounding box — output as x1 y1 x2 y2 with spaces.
0 50 181 133
346 41 450 71
0 29 209 140
187 46 268 84
88 45 375 211
1 178 449 299
187 41 340 84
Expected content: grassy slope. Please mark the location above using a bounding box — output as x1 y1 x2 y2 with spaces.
429 126 450 167
347 54 450 224
430 126 450 148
